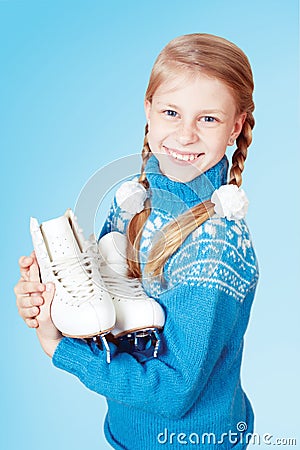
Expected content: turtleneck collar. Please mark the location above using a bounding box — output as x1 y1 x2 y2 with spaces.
145 154 228 214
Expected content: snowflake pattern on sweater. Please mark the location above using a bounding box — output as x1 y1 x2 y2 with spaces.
100 157 258 303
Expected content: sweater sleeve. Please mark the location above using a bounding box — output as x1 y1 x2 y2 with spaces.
98 191 136 240
52 220 258 420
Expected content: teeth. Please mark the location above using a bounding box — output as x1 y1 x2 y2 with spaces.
168 149 199 162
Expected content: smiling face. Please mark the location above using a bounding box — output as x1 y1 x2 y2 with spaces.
145 72 246 183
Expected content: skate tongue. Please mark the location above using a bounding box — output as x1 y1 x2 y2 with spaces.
41 216 82 261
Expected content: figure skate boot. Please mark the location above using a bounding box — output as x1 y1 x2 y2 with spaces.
98 231 165 357
30 209 116 362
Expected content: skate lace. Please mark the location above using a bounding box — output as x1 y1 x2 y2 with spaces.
101 267 148 300
51 249 103 306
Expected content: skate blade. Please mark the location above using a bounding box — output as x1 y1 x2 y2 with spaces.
115 327 163 358
112 325 163 339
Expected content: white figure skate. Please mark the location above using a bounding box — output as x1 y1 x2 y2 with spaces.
98 232 165 357
30 209 116 362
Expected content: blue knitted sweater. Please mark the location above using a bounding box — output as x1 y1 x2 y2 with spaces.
53 155 259 450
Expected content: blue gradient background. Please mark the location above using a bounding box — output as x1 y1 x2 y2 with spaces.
1 1 299 449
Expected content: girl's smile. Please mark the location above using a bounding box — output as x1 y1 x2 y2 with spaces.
145 73 246 182
163 145 204 163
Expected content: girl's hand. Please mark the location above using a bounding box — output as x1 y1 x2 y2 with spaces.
14 252 45 328
14 252 62 357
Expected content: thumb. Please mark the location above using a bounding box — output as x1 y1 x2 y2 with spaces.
29 251 41 282
36 282 61 343
44 282 55 305
39 283 56 322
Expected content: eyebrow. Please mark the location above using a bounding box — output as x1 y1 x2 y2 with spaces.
156 102 228 116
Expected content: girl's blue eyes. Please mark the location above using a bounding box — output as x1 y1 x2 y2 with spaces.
164 110 217 123
203 116 216 122
165 110 178 117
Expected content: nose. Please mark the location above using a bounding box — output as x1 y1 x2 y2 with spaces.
176 121 198 146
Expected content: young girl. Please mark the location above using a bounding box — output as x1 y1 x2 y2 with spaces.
14 33 259 449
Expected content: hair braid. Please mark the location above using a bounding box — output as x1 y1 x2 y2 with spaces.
229 114 255 187
127 125 152 278
138 124 152 189
144 200 215 278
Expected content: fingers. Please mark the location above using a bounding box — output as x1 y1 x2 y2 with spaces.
19 254 33 268
25 318 39 328
14 281 45 296
15 252 49 330
19 252 40 282
21 305 41 319
17 294 44 308
19 255 34 280
17 291 45 324
15 275 45 327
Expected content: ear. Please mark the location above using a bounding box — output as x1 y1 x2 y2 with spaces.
228 112 247 145
144 99 151 124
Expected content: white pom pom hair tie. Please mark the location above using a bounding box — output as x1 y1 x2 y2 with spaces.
115 180 148 214
115 180 248 221
211 184 249 220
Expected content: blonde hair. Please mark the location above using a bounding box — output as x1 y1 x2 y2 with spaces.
127 33 255 278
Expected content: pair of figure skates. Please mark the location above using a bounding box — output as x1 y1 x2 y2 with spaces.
30 209 165 363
